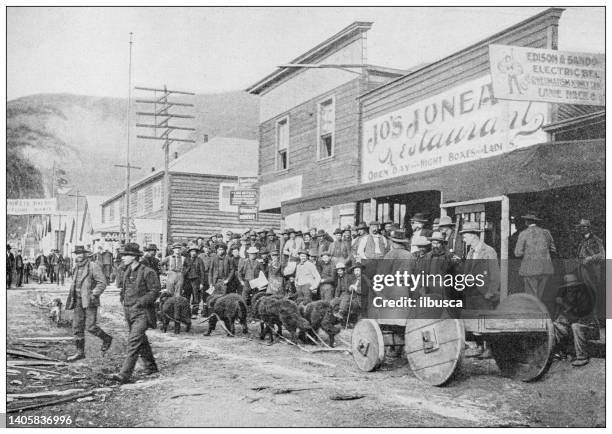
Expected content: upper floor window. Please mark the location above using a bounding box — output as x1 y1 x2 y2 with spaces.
137 189 145 215
317 97 335 159
276 117 289 170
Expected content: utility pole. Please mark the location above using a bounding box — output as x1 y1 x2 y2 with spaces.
135 86 195 255
68 190 84 243
122 32 135 245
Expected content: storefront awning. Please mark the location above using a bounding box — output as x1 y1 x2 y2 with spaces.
281 139 604 216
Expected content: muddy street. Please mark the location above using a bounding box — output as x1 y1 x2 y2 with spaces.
6 283 605 427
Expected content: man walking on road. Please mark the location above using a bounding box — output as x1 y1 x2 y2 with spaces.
110 242 161 384
65 245 113 362
15 248 24 287
7 244 15 288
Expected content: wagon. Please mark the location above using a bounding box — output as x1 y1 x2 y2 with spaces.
351 196 556 386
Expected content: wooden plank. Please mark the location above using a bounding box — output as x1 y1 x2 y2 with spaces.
8 360 67 367
9 389 86 400
17 336 73 342
7 348 57 361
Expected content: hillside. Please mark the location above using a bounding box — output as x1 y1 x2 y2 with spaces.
7 91 260 208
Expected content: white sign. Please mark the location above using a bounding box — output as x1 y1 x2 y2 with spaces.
259 175 302 210
489 44 604 106
134 218 162 234
7 198 57 215
361 75 548 183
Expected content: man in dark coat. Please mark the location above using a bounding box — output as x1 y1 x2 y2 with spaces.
110 243 160 383
198 245 213 315
15 248 24 287
6 244 15 288
209 243 234 295
438 216 465 259
140 244 161 277
409 213 433 254
265 230 280 255
183 246 204 316
553 274 599 367
575 219 605 323
65 245 113 362
35 250 49 284
317 251 336 302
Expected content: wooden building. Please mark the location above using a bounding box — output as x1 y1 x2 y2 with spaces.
247 21 408 233
100 136 281 251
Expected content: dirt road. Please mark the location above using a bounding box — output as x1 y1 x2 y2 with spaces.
6 283 605 427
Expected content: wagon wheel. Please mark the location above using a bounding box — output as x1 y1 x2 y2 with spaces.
351 319 385 372
404 318 465 386
488 293 555 382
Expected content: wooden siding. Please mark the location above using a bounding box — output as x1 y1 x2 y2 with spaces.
169 173 280 241
258 77 363 198
361 9 562 121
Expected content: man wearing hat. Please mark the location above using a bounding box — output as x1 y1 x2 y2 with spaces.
14 248 24 288
209 242 234 295
161 243 186 296
352 222 369 261
575 218 605 323
329 228 351 267
333 262 350 303
267 249 283 294
65 245 113 362
553 274 599 367
427 232 459 300
6 244 14 288
257 228 268 246
317 251 335 302
412 236 432 295
409 213 432 253
265 230 280 255
514 212 557 299
438 216 465 259
183 246 205 316
282 228 304 263
110 243 160 383
461 222 500 358
239 246 264 304
357 221 388 263
141 244 161 278
248 230 263 251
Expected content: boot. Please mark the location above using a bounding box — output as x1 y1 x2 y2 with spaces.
100 333 113 354
67 338 86 362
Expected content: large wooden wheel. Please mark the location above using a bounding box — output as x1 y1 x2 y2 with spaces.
404 318 465 386
351 319 385 372
487 293 555 382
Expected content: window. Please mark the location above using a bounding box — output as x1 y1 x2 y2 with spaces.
276 117 289 170
137 189 145 214
108 203 114 222
152 181 162 211
219 183 238 212
317 97 335 159
102 206 107 224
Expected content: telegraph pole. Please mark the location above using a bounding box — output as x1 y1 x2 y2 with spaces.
122 32 135 244
135 86 195 254
113 163 141 242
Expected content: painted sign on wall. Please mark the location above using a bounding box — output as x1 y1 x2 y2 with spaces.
489 44 604 106
361 75 548 184
7 198 57 215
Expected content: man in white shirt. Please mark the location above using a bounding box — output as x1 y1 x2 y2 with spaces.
294 250 321 303
160 243 185 296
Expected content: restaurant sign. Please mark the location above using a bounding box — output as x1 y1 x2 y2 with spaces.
489 44 604 106
361 74 548 183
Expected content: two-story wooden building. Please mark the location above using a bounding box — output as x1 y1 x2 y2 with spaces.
247 22 408 233
100 136 281 250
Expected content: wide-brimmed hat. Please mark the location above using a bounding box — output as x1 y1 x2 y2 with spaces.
267 230 276 237
342 226 352 233
188 245 200 253
286 228 296 235
412 235 431 247
296 231 304 237
388 227 410 244
333 227 343 235
120 243 143 257
576 218 591 228
216 242 227 250
459 221 483 234
381 221 393 227
316 229 327 238
72 245 91 255
410 213 428 223
171 243 183 249
351 263 366 272
521 211 542 221
368 221 380 227
335 262 346 269
558 273 584 289
145 243 158 251
438 216 454 227
356 222 369 230
428 232 447 243
246 246 259 254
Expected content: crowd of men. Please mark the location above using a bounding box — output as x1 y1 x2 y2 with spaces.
7 210 604 379
6 246 73 288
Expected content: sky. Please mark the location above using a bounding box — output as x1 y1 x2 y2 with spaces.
7 6 605 100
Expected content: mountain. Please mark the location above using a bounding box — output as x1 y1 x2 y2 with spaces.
7 91 260 209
